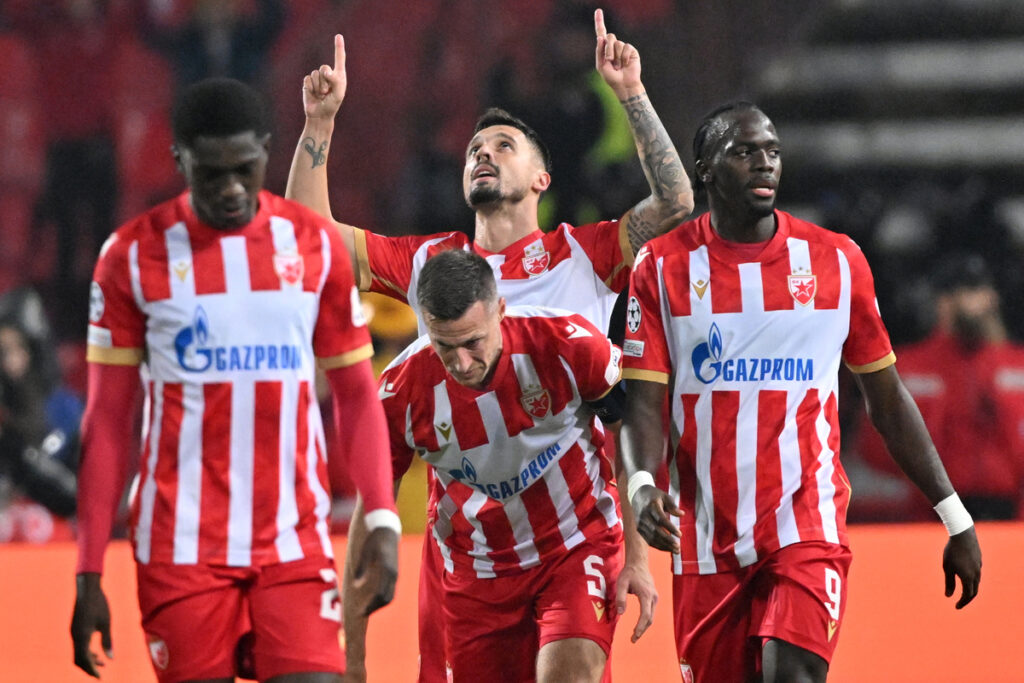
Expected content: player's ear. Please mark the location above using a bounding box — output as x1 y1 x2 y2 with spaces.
532 170 552 193
496 297 506 321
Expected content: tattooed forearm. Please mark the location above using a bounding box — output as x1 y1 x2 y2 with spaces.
302 137 328 169
621 93 693 252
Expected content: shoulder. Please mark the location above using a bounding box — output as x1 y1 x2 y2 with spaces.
379 335 438 392
503 306 604 344
781 210 863 254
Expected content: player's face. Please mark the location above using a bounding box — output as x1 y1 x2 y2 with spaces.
175 131 270 229
703 109 781 218
463 126 546 209
426 297 505 390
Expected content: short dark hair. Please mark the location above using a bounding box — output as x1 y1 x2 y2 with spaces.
172 78 270 148
691 101 764 194
473 107 552 172
417 250 497 321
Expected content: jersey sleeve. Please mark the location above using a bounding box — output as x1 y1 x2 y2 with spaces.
86 233 145 366
314 224 375 369
841 240 896 373
621 245 671 383
355 228 466 303
557 313 622 401
378 367 417 480
564 220 633 293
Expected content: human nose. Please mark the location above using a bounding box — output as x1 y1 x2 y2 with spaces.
452 348 474 373
752 149 775 170
220 172 246 197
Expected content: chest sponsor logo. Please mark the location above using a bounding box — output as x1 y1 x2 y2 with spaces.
174 306 302 373
447 442 562 500
522 241 550 276
521 387 551 418
788 272 817 306
691 322 813 384
274 250 305 285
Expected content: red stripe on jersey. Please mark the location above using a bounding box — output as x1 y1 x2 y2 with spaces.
302 231 325 292
761 254 796 312
252 381 282 563
710 259 743 314
199 383 231 564
439 483 479 561
519 477 563 558
753 390 787 553
295 383 322 553
675 394 700 567
247 225 282 292
793 390 825 542
138 231 171 301
191 232 227 295
808 241 841 310
822 391 850 539
662 255 692 318
449 388 488 451
709 391 741 572
476 497 518 568
492 374 535 439
151 383 183 555
408 384 441 452
557 443 606 538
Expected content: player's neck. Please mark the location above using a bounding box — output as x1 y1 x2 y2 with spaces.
473 203 541 253
709 207 777 244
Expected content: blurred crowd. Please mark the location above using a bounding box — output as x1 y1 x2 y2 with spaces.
1 0 1022 542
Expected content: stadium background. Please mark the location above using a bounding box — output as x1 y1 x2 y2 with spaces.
0 0 1022 679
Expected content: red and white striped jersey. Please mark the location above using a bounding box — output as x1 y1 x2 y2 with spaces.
86 190 373 567
622 210 895 575
379 307 624 578
354 220 632 335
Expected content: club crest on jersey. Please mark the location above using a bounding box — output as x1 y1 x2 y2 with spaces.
274 250 305 285
679 658 695 683
522 241 550 277
521 386 551 418
147 635 169 670
788 271 817 306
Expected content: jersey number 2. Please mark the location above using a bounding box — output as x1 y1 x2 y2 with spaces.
319 568 342 623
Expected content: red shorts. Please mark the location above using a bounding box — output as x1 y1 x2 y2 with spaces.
136 555 344 682
418 522 448 683
441 530 623 683
672 541 851 683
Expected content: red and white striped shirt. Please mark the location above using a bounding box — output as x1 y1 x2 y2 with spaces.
355 220 632 335
86 190 373 567
622 210 895 575
379 307 624 578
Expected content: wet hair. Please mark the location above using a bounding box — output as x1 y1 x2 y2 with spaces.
417 250 498 321
691 101 764 194
172 78 270 148
473 107 552 172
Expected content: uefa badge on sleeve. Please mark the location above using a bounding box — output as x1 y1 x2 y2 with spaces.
626 296 642 333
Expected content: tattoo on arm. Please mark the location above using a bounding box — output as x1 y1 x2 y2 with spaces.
621 93 691 253
302 137 328 169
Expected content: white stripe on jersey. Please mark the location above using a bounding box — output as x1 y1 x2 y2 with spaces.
433 492 457 574
463 491 496 579
227 381 255 566
309 395 334 559
693 391 717 574
502 495 541 568
221 236 251 293
270 217 302 293
688 245 711 313
129 240 145 312
173 382 204 564
733 387 759 568
776 399 803 546
135 381 163 564
275 377 303 562
433 381 455 448
167 222 195 299
813 390 841 544
738 262 763 314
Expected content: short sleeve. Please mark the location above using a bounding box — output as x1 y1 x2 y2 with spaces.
841 241 895 373
563 220 632 293
359 229 467 303
86 233 145 366
621 244 671 384
315 225 375 369
557 313 622 401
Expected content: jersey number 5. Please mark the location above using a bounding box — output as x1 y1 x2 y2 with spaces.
584 555 607 600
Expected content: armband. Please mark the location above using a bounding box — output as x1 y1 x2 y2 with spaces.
364 509 403 535
933 493 974 536
626 471 656 506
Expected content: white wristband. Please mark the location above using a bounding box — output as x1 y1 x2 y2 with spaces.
364 508 403 535
933 493 973 536
626 471 656 506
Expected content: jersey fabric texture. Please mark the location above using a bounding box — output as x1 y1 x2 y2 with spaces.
622 210 895 575
86 190 372 568
354 221 632 335
379 306 624 579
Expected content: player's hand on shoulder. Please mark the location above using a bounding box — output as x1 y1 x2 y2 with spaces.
631 485 682 553
353 527 399 616
943 525 981 609
303 34 348 120
594 8 643 98
70 573 113 678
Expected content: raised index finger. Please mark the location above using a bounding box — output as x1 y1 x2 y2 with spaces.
594 8 607 38
333 34 346 73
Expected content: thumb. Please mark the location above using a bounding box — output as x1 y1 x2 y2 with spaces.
101 628 113 659
615 571 629 615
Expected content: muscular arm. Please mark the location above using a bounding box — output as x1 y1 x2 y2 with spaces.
855 364 982 608
593 9 693 254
